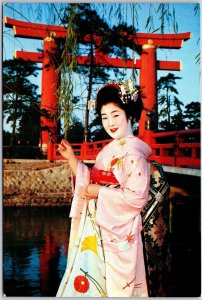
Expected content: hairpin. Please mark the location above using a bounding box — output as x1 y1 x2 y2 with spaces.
107 79 139 104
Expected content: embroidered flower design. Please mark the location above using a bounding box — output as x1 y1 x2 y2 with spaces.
151 165 158 171
151 172 161 187
74 275 90 293
80 268 107 297
148 217 167 247
110 157 123 169
81 235 98 255
126 233 135 243
110 157 119 166
119 139 126 146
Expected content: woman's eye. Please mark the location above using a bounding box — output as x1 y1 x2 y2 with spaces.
102 117 107 121
113 114 119 118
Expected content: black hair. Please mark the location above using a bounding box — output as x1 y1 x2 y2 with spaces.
96 84 143 122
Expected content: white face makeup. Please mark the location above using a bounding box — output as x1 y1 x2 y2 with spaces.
101 102 133 140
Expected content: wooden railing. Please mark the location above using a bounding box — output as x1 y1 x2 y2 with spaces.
48 139 112 161
149 129 200 168
48 129 200 168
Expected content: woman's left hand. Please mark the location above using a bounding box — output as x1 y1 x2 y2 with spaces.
85 184 100 200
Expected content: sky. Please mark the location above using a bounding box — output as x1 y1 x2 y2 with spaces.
2 2 201 129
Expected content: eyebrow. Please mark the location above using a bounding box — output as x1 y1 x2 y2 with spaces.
101 110 119 116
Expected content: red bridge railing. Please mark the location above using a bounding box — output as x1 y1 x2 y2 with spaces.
48 139 112 161
149 129 200 168
47 129 200 168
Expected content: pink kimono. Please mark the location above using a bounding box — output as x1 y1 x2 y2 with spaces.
56 136 152 297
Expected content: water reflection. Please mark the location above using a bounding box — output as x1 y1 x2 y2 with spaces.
3 207 71 297
3 188 201 297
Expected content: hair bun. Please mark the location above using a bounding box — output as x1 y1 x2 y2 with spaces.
96 80 142 122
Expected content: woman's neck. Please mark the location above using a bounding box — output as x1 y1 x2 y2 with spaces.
125 119 134 136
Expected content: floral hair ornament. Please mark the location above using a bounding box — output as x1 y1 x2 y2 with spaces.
106 79 139 105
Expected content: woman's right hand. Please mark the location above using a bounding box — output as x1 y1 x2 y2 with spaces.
58 139 78 175
58 139 75 160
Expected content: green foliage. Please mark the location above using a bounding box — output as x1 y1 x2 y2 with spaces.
145 3 178 33
17 102 41 145
66 118 84 143
157 73 183 130
194 3 200 16
3 58 40 146
184 101 200 129
195 52 200 64
88 114 111 142
170 113 186 130
157 74 200 131
3 131 12 146
56 4 78 140
58 3 127 140
56 2 187 140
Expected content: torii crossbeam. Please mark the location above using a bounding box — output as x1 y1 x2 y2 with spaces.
4 17 191 150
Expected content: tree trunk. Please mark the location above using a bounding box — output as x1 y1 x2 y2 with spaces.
9 95 18 146
84 38 94 142
166 87 171 124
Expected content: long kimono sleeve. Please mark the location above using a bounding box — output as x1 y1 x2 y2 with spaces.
69 161 90 219
67 161 90 259
95 154 150 243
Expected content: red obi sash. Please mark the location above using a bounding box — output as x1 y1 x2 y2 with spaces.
90 166 119 185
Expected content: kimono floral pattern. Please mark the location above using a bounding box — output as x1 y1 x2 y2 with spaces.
74 275 90 293
56 136 158 297
141 161 171 297
56 199 107 297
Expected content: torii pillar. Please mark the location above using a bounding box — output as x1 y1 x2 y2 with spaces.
40 35 59 153
4 17 64 154
140 39 157 145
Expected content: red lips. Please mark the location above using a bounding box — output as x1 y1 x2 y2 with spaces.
110 128 118 133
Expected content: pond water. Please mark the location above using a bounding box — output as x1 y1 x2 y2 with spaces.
3 207 71 297
3 192 201 297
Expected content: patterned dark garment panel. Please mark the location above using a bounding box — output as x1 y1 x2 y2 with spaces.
141 161 171 297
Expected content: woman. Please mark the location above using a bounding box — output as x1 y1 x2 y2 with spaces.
56 81 152 297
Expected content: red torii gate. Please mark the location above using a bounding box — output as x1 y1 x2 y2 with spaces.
4 17 191 151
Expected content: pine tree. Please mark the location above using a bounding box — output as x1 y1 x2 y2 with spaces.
3 58 40 145
184 101 200 129
157 73 183 130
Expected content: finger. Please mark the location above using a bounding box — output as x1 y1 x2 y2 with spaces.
85 192 91 198
60 140 66 147
61 139 70 147
58 141 67 150
57 145 65 151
